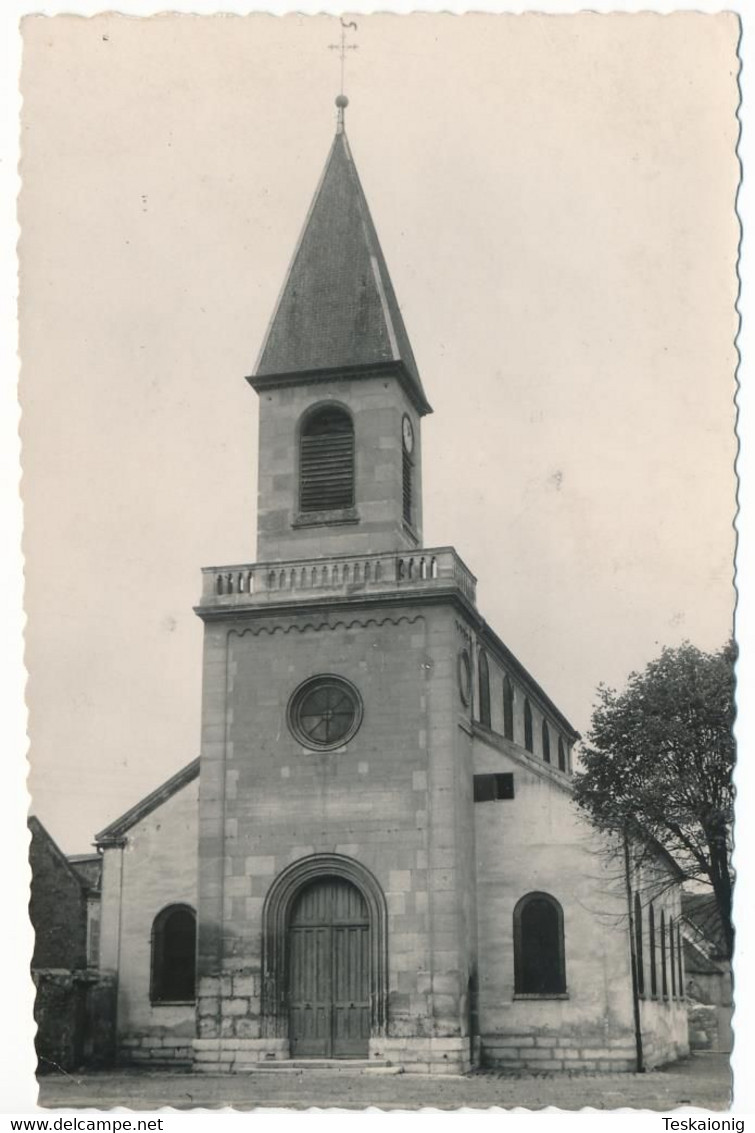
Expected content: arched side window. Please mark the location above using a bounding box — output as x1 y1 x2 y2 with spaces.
649 904 658 997
299 405 355 513
677 922 684 998
478 651 491 728
150 904 197 1004
634 893 645 996
557 736 567 772
523 698 533 753
660 909 668 998
503 676 514 741
669 915 677 998
542 720 551 763
513 892 566 995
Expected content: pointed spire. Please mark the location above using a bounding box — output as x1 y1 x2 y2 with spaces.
252 105 431 415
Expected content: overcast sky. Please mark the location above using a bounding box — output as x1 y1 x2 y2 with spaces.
19 12 739 854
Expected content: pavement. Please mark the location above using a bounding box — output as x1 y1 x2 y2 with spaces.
37 1052 732 1112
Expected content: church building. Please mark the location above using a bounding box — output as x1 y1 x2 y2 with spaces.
93 98 689 1075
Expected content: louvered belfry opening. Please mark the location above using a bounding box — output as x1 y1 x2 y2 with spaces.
300 406 355 512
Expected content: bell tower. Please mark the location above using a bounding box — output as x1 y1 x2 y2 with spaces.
195 98 480 1075
248 97 432 563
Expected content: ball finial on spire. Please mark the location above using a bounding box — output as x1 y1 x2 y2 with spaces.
335 93 349 134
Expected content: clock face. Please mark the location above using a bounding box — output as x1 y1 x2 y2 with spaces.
402 415 415 455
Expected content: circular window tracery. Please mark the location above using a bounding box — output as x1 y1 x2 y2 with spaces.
288 675 363 750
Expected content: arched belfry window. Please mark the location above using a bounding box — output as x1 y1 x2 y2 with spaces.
478 651 491 728
523 698 534 753
150 904 196 1004
542 720 551 763
299 405 355 513
503 676 514 741
514 892 566 995
558 736 567 772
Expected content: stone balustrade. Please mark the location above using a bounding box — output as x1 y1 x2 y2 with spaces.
199 546 477 608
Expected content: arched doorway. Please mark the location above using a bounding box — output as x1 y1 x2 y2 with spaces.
261 854 388 1056
288 877 370 1058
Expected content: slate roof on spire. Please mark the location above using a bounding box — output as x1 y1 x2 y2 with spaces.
253 128 431 415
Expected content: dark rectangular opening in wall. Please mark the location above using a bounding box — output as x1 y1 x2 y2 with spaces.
402 450 412 525
474 773 514 802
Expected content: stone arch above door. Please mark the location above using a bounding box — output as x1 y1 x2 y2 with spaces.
260 854 388 1041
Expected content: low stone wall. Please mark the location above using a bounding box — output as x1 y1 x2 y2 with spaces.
34 969 116 1074
119 1035 194 1067
33 970 87 1074
693 1006 732 1055
193 1039 289 1071
480 1033 637 1073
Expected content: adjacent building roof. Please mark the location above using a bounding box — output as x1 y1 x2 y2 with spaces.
682 892 728 958
68 853 103 893
252 123 431 415
94 758 200 847
683 936 726 977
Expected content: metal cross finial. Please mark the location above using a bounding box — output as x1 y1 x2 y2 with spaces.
329 17 358 107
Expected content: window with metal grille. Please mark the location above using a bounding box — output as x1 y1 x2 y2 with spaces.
300 406 355 513
514 892 566 995
150 904 197 1003
402 449 413 525
473 772 514 802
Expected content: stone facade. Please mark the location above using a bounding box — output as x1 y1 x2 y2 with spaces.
195 595 478 1073
254 373 424 563
98 773 198 1066
472 727 688 1071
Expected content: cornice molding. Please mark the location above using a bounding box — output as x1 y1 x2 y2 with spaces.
196 585 479 626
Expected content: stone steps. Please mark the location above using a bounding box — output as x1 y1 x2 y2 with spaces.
251 1059 399 1074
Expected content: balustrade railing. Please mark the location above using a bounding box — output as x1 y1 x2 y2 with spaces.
200 546 476 607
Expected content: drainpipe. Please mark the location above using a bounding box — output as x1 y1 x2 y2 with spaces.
623 827 645 1073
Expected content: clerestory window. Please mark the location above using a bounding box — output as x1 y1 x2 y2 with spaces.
478 651 491 728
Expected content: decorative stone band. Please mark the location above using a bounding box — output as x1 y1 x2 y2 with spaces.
198 546 477 610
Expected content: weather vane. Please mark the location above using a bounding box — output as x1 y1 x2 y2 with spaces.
329 17 358 104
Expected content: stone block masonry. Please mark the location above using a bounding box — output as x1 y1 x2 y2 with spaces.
480 1034 637 1074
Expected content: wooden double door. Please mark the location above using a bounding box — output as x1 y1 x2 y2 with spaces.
288 877 371 1058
